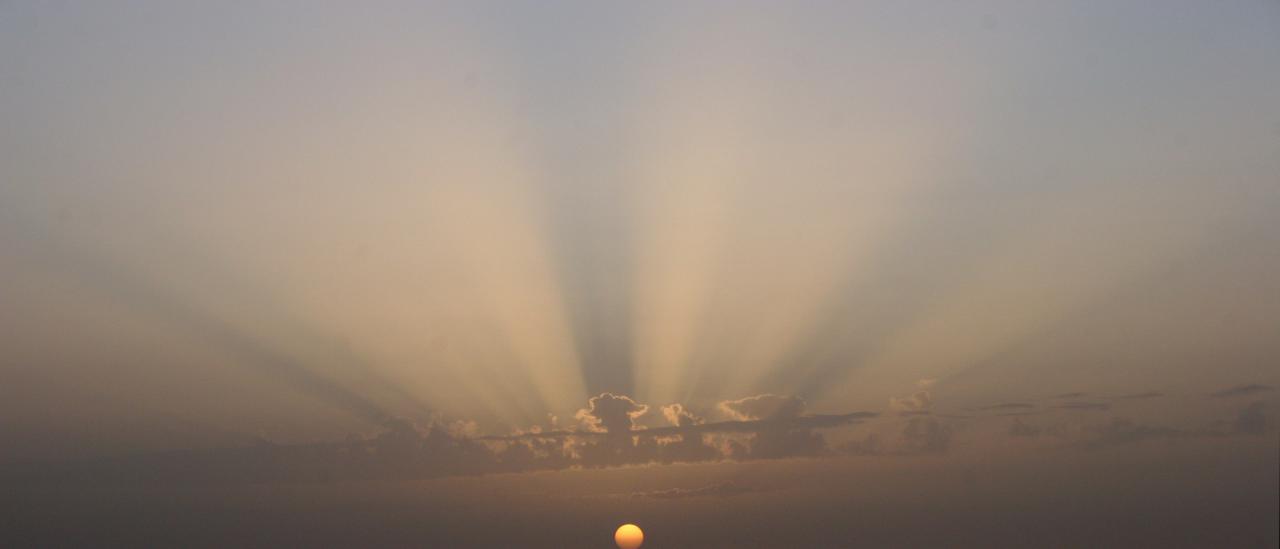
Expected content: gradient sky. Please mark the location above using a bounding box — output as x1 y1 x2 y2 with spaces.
2 2 1279 546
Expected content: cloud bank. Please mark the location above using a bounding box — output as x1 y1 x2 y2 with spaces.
8 385 1274 486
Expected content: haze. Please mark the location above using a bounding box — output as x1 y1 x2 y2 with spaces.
2 1 1277 547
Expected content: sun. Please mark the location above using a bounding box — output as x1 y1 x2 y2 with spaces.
614 523 644 549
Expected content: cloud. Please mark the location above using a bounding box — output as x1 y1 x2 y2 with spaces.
841 416 958 456
661 404 703 427
657 433 721 464
1211 384 1274 399
630 481 762 500
889 391 933 413
1054 392 1088 399
1008 418 1043 438
1082 418 1181 449
486 410 876 442
707 395 879 460
574 393 649 434
1006 400 1273 447
24 383 1269 486
1056 401 1110 411
899 416 951 454
482 394 874 467
657 409 873 461
1113 391 1163 400
840 434 883 456
747 426 830 459
69 382 1280 484
718 394 806 421
978 403 1035 411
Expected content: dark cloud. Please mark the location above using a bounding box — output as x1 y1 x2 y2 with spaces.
1211 384 1274 399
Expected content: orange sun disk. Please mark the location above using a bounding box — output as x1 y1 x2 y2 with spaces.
615 523 644 549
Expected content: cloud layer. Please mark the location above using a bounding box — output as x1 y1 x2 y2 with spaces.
7 383 1275 486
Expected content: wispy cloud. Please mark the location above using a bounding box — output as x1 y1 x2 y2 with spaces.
630 481 764 500
1211 384 1274 398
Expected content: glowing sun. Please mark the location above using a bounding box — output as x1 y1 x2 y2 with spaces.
615 523 644 549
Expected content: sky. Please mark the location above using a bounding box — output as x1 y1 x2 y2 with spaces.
1 1 1279 547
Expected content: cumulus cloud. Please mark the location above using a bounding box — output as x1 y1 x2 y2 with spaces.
483 394 874 468
661 404 703 427
574 393 648 434
718 394 806 421
1211 384 1274 398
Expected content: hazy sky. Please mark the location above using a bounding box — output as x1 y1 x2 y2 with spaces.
2 2 1279 545
5 0 1278 445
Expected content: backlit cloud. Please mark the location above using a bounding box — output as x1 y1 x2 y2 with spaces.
718 394 807 421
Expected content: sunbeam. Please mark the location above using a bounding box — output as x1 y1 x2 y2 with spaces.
2 2 1278 546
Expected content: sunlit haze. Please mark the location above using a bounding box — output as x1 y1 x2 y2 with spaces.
2 1 1277 547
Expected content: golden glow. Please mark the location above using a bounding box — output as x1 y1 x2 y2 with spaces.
614 523 644 549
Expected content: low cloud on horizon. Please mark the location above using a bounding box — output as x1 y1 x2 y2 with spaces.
6 383 1274 488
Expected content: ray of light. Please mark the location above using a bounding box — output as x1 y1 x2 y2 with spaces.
625 5 991 410
816 174 1238 406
